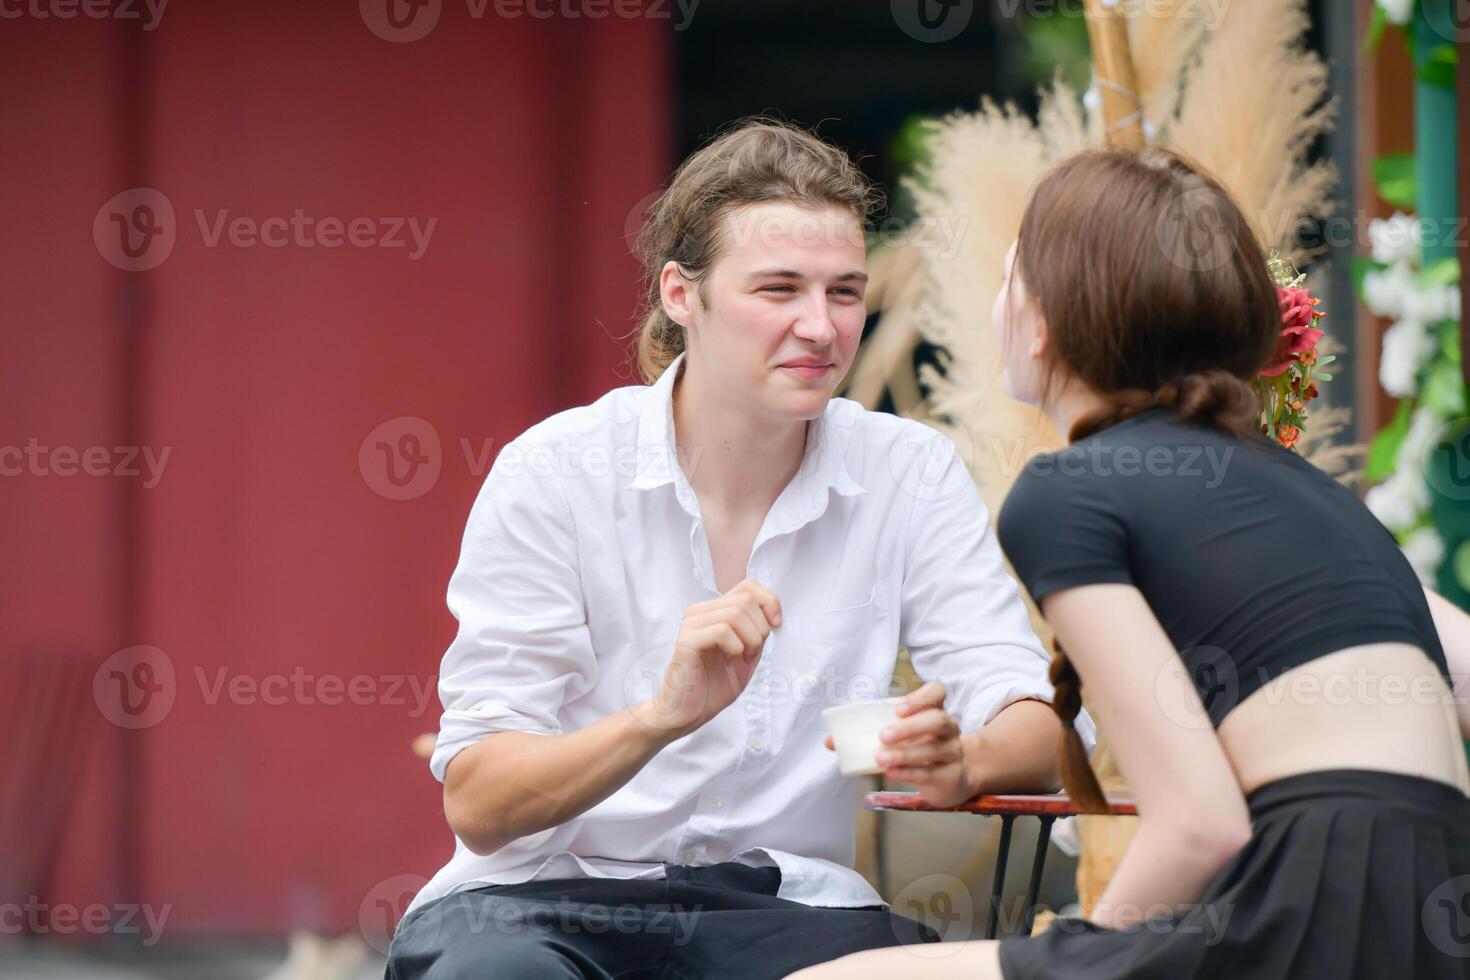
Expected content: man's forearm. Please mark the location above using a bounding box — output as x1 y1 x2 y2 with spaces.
442 702 684 855
960 697 1063 796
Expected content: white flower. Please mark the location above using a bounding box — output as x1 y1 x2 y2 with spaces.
1368 212 1420 264
1379 0 1414 25
1366 469 1429 533
1400 526 1446 587
1362 260 1418 319
1405 285 1461 326
1379 317 1435 396
1398 404 1444 469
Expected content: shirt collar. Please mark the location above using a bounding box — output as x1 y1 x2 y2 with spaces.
627 352 866 519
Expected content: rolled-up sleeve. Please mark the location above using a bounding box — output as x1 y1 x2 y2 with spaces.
430 441 598 782
898 432 1096 753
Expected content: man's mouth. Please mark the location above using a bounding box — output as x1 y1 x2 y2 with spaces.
778 360 834 380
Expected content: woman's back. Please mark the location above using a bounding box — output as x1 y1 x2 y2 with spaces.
998 407 1469 795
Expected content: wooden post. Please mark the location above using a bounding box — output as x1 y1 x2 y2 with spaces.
1061 0 1148 925
1083 0 1146 150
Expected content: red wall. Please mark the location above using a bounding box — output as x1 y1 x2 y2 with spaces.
2 1 671 935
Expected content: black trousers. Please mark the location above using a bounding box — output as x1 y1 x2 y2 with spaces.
385 861 940 979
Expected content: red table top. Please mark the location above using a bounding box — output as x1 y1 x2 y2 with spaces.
864 791 1138 817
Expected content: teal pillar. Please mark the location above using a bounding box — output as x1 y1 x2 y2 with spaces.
1413 1 1469 614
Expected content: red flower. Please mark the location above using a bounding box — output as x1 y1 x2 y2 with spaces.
1260 286 1325 378
1277 424 1301 449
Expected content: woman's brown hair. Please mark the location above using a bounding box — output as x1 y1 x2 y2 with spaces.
630 117 880 383
1011 148 1281 811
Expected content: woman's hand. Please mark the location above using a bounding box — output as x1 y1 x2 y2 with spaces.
825 681 976 807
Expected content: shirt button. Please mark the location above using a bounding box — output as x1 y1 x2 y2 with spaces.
751 738 764 752
711 797 724 809
682 850 696 864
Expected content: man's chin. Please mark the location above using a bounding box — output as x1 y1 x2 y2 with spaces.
764 386 832 422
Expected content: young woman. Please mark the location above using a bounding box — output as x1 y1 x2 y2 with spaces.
789 149 1470 979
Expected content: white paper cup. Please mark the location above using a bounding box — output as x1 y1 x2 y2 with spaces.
821 696 904 776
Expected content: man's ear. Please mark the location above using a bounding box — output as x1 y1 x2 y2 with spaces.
659 261 700 330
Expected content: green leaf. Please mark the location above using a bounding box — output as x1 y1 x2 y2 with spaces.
1420 256 1462 290
1440 322 1462 364
1315 372 1334 381
1423 359 1469 416
1352 256 1384 300
1316 355 1338 366
1453 542 1470 593
1417 43 1459 89
1371 154 1417 209
1366 398 1414 482
1364 3 1387 52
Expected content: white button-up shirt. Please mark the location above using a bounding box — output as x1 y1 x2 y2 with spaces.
408 352 1095 917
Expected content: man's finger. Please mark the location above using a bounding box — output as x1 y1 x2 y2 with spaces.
881 708 958 745
900 681 946 714
733 578 782 627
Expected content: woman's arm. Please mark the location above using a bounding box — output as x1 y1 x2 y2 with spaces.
1041 583 1252 929
1423 587 1470 738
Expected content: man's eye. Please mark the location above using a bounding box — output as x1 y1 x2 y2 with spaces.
831 287 862 299
761 285 795 294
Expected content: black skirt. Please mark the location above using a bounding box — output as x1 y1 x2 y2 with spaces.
999 768 1470 979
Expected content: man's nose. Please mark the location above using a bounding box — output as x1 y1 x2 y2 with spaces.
791 295 838 345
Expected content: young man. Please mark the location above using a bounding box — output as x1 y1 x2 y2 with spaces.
386 119 1094 980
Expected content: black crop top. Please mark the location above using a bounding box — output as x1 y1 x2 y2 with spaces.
996 409 1450 728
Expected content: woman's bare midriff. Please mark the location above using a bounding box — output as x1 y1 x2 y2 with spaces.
1217 642 1470 798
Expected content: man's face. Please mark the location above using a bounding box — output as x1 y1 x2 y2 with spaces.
674 201 867 422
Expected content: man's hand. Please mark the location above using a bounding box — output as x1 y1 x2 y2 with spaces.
823 681 976 808
633 579 782 739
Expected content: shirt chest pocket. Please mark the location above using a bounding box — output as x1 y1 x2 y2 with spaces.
762 582 892 725
777 582 884 651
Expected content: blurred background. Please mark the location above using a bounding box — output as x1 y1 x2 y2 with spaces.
2 0 1464 977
